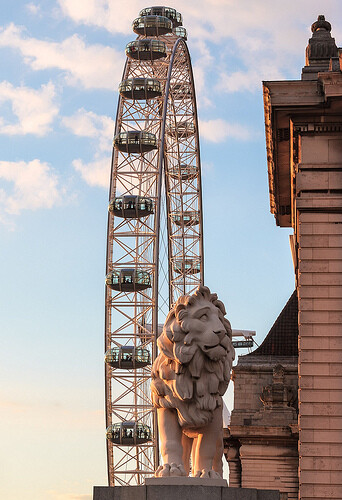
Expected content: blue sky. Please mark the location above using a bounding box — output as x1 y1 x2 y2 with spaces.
1 1 342 499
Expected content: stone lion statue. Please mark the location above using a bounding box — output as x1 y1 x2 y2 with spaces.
151 285 235 478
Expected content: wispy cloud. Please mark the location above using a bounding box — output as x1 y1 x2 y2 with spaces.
0 24 124 90
57 0 144 34
72 158 110 189
216 66 284 94
0 81 58 136
53 0 342 98
62 108 113 188
199 118 255 142
0 159 64 222
63 112 254 187
62 109 113 153
26 2 41 16
54 0 314 92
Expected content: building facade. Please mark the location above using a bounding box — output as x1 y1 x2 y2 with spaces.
263 15 342 500
225 293 299 499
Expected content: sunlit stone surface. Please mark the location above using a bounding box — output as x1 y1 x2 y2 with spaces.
263 14 342 500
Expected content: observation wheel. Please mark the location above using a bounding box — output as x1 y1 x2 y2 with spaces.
105 6 204 486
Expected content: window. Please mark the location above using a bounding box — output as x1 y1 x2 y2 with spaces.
110 349 119 362
114 199 122 211
122 273 133 284
111 272 120 285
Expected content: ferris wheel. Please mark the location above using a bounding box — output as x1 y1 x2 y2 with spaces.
104 6 204 486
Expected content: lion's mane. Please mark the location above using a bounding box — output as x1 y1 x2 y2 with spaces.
151 285 235 428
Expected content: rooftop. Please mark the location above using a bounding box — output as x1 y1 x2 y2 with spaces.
248 291 298 357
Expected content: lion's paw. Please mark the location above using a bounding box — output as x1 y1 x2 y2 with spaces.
155 464 170 477
155 463 186 477
170 463 186 476
198 469 222 479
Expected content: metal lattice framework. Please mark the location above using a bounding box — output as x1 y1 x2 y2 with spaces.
105 9 203 486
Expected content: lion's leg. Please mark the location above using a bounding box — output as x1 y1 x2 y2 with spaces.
156 408 186 477
190 437 198 477
193 407 223 478
213 432 224 476
181 433 192 476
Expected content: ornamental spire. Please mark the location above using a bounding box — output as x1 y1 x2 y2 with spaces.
302 15 339 80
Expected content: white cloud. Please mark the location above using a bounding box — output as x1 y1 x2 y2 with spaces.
55 0 342 95
191 38 215 107
62 109 113 153
216 65 284 94
0 81 58 136
63 111 253 187
26 2 41 15
183 0 341 94
199 118 254 142
72 158 110 189
0 160 64 220
62 109 113 188
201 161 214 176
0 24 124 90
57 0 144 34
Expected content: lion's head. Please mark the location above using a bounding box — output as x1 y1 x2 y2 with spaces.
151 286 235 428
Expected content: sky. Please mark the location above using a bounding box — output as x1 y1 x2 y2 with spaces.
1 1 342 499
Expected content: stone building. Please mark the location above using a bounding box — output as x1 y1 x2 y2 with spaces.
225 292 299 499
261 15 342 500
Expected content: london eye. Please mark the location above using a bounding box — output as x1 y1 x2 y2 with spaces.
104 6 204 486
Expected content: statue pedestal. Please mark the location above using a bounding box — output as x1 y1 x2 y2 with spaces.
145 477 228 487
93 480 280 500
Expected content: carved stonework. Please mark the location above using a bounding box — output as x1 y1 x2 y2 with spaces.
263 15 342 499
260 364 297 411
225 293 299 499
151 285 235 478
302 15 339 80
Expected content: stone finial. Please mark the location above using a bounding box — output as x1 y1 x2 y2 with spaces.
302 14 338 80
311 15 332 33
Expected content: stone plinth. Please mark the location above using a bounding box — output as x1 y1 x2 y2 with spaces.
93 483 280 500
145 477 228 487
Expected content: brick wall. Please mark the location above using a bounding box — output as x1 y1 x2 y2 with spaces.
298 211 342 499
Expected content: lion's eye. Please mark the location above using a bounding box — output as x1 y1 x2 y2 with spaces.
199 314 208 321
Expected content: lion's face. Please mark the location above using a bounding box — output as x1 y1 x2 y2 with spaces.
179 297 227 361
156 285 234 368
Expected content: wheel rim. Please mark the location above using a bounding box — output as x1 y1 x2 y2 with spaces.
105 13 203 486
